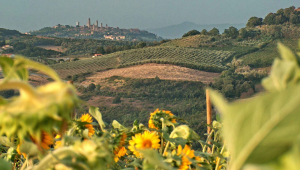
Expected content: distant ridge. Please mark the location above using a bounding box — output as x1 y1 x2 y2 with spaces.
146 22 246 39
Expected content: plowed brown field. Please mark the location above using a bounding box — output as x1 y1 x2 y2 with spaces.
81 63 220 85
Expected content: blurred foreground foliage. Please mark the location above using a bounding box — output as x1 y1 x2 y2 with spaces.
0 40 299 170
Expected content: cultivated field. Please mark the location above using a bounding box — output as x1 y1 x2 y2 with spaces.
80 63 220 85
240 39 299 67
51 56 119 78
51 46 233 78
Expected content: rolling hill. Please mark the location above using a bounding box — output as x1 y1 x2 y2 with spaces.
146 21 246 39
50 46 235 78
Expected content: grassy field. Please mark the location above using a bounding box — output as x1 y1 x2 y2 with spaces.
51 46 234 78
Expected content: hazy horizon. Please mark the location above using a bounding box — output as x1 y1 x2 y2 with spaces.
1 0 300 33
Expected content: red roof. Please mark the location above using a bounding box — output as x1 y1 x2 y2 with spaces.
1 54 13 56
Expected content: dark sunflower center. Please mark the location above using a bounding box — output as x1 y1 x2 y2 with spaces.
142 140 152 148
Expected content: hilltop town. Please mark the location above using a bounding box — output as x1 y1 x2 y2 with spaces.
28 18 162 41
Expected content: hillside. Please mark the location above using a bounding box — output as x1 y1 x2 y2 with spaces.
30 25 162 41
49 23 300 80
146 21 245 39
51 46 234 78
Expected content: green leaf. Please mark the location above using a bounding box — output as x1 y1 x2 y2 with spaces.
142 159 156 170
262 59 300 91
0 56 28 82
89 106 106 131
277 42 297 62
82 129 89 139
0 158 12 170
20 141 39 157
262 43 300 92
209 85 300 170
138 149 175 170
242 144 300 170
169 125 200 140
212 121 222 129
162 128 187 146
20 58 61 81
4 147 17 162
0 136 13 147
112 120 125 130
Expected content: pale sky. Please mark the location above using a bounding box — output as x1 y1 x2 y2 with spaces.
1 0 300 33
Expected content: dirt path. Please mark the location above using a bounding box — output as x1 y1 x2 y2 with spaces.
81 63 220 85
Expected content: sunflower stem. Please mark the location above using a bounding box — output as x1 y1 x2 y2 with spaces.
215 143 226 170
202 129 214 153
162 141 170 156
160 118 165 155
31 148 78 170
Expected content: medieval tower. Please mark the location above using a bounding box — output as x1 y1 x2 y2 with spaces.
87 18 91 28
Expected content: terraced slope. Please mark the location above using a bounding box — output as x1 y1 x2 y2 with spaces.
51 46 234 78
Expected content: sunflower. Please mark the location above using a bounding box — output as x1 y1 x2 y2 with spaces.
148 109 176 130
54 134 62 149
195 156 203 168
16 143 27 158
41 131 54 150
114 147 127 162
176 145 195 170
80 113 95 137
128 131 160 158
114 133 127 162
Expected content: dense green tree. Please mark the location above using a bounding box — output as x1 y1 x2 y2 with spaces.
275 15 287 25
290 13 300 24
208 28 219 36
95 46 105 54
105 46 113 54
284 6 295 18
246 17 263 28
223 26 239 38
201 29 208 35
96 84 101 90
112 96 121 104
137 42 147 48
276 9 284 15
239 28 248 38
263 13 276 25
0 40 5 46
182 30 201 37
88 83 96 91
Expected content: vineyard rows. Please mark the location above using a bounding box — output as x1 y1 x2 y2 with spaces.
118 47 233 67
51 46 234 77
51 55 119 78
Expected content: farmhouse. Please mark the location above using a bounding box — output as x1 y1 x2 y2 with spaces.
104 35 125 40
2 45 13 50
92 54 103 58
1 54 15 58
